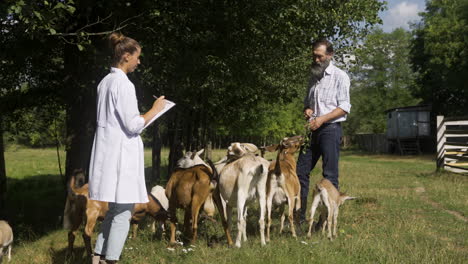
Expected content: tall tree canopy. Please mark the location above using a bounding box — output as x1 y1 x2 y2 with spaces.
411 0 468 116
346 28 421 134
1 0 385 184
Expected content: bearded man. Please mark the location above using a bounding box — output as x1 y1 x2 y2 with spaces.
297 39 351 223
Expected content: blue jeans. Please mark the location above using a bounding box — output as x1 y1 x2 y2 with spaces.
296 122 342 220
94 203 134 261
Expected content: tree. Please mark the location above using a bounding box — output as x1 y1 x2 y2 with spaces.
346 28 421 134
411 0 468 116
1 0 386 189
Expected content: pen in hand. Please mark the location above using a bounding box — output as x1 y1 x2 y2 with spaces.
152 95 166 112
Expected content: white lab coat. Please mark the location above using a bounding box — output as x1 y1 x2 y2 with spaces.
88 67 149 203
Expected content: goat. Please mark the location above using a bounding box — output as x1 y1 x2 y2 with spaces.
130 185 169 239
165 160 218 247
64 171 108 256
263 136 303 242
0 220 13 262
175 149 218 218
306 178 355 240
214 142 270 248
64 170 167 256
177 149 208 169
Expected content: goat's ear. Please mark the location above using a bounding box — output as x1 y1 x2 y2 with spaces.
243 143 258 153
263 144 279 152
196 149 205 157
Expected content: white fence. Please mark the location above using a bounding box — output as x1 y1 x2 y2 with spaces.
437 115 468 173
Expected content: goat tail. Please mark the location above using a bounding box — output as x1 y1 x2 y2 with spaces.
206 159 219 190
67 174 79 201
64 175 78 230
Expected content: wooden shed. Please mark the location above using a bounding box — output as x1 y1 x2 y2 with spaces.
386 105 432 154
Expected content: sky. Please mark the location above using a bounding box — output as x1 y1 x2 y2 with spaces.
380 0 426 32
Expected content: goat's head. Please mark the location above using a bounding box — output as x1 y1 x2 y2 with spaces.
227 143 258 158
280 135 304 154
261 136 304 156
176 149 207 168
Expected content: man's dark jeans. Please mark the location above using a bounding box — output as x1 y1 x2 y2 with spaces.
296 122 342 221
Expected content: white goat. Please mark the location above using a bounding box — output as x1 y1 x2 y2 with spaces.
176 149 209 169
215 143 270 248
307 179 355 240
0 220 13 262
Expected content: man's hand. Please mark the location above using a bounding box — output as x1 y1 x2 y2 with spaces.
304 108 313 120
309 116 324 131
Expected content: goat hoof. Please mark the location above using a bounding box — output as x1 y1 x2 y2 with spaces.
167 242 178 249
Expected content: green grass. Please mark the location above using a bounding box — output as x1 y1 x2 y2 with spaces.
3 148 468 263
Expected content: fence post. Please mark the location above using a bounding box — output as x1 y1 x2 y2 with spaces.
436 115 445 170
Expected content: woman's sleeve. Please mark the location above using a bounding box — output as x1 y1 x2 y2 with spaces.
114 81 145 135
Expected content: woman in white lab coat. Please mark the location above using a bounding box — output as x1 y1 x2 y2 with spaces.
89 32 166 264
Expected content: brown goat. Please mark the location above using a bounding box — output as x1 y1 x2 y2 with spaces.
64 171 167 256
264 135 303 241
165 161 218 247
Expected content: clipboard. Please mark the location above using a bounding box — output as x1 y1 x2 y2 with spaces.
144 99 176 129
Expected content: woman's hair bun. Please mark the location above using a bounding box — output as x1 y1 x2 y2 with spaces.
108 32 126 49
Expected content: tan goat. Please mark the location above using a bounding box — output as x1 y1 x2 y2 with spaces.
175 149 218 218
0 220 13 262
165 160 218 247
264 135 303 241
307 178 355 240
64 171 167 256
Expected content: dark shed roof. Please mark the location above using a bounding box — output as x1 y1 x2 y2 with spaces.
385 105 431 114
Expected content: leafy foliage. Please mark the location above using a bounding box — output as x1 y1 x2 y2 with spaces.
411 0 468 116
2 0 385 149
346 28 421 134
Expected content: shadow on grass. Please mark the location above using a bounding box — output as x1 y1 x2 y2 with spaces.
51 246 89 264
5 174 66 243
4 166 171 245
414 169 466 178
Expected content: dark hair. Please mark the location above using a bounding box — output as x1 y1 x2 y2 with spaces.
311 38 334 54
108 32 140 66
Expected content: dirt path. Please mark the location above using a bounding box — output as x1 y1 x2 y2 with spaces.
414 186 468 223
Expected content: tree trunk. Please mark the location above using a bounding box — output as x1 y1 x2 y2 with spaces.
64 99 95 183
205 141 212 161
151 121 161 183
0 118 6 218
168 114 184 176
63 45 97 184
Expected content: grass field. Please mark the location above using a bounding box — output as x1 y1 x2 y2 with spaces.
3 147 468 264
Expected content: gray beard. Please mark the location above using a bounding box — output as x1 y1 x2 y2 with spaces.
310 59 330 82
